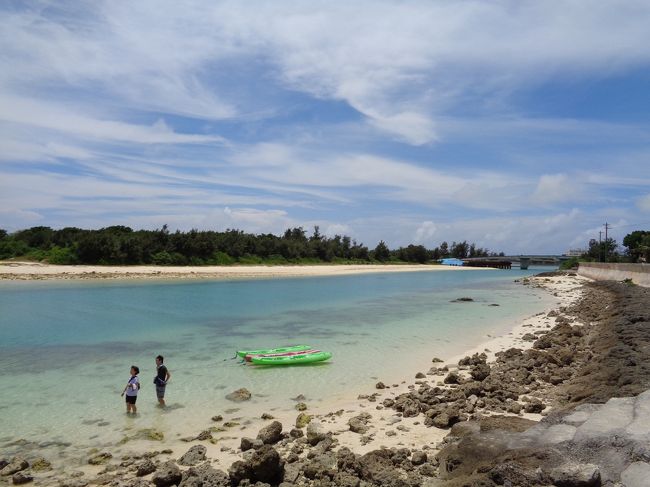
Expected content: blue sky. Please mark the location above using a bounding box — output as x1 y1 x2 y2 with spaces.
1 1 650 254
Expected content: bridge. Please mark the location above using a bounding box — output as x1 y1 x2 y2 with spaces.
463 255 570 269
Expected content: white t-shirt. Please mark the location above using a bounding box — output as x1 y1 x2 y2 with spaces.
126 376 139 397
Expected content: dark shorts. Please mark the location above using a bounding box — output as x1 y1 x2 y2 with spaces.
125 395 137 405
156 385 166 399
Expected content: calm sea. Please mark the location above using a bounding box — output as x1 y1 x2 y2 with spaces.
0 267 555 462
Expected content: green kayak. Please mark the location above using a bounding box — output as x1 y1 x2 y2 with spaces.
236 344 311 358
250 351 332 366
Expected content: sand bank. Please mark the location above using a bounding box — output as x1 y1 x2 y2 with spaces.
0 261 482 281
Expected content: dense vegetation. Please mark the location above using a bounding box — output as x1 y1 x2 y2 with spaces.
0 226 497 266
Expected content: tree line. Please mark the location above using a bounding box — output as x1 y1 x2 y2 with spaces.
561 230 650 269
0 225 499 266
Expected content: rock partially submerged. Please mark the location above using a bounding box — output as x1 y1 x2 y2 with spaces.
225 388 252 402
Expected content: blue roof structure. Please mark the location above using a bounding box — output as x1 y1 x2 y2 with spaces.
440 258 464 266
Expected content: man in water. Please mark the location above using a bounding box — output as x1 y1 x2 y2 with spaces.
154 355 171 407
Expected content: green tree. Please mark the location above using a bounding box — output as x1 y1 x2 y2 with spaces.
623 230 650 262
373 240 391 262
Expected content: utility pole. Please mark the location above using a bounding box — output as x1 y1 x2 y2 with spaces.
604 222 610 263
599 231 602 263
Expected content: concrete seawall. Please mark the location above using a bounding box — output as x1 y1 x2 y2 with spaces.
578 262 650 287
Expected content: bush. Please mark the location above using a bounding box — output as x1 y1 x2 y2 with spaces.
47 246 78 264
560 257 580 270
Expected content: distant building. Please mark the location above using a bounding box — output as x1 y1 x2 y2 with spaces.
440 258 464 266
565 248 586 257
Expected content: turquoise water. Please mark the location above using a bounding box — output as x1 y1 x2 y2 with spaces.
0 268 555 462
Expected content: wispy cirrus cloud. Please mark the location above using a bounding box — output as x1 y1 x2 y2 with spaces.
1 1 650 253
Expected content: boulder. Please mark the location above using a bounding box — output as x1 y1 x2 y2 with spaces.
0 458 28 476
470 363 491 381
375 382 386 389
348 413 371 434
444 371 462 385
306 422 327 446
295 412 312 428
257 421 283 445
289 428 304 438
88 452 112 465
136 459 157 477
179 464 230 487
240 437 255 451
411 451 427 466
152 461 182 487
228 445 284 485
225 388 251 402
11 471 33 485
178 445 207 466
548 463 601 487
30 458 51 472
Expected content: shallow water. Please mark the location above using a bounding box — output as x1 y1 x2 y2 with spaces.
0 267 555 462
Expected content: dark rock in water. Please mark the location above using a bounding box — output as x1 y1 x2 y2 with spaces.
11 470 33 485
87 452 112 465
415 372 426 379
291 394 306 401
152 461 182 487
431 357 444 363
375 381 386 389
178 445 207 466
228 445 284 485
179 464 230 487
136 459 156 477
261 412 274 420
452 297 474 302
211 415 223 422
0 458 28 476
225 388 251 402
295 402 307 411
29 458 51 472
257 421 283 445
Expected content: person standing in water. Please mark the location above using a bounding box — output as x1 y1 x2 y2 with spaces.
121 365 140 414
154 355 171 407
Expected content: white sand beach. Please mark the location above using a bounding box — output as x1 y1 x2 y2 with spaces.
0 261 482 281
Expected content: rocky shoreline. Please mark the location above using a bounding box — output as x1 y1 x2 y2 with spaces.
2 273 649 486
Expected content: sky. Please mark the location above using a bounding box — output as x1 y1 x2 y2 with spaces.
1 0 650 255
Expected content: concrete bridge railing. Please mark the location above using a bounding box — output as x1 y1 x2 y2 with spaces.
578 262 650 287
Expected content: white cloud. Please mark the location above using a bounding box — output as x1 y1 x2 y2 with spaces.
0 96 225 145
531 174 582 205
3 1 650 144
414 221 436 243
637 194 650 212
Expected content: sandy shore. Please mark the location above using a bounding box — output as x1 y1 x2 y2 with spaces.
0 261 483 281
1 272 596 486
